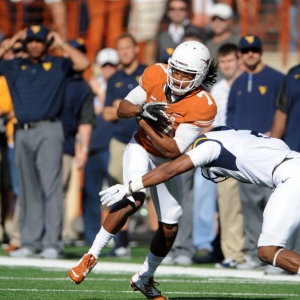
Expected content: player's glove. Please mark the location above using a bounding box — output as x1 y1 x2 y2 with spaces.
99 184 131 207
140 102 167 121
136 115 143 124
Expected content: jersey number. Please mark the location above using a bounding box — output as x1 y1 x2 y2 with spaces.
197 91 213 105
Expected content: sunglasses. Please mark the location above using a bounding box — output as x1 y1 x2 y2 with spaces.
168 7 187 12
212 16 226 22
12 47 23 54
101 63 117 68
240 47 261 54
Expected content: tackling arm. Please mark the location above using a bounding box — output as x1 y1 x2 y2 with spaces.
141 154 195 188
99 140 221 206
100 154 195 206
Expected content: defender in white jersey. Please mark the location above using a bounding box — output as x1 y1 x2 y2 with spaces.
101 126 300 275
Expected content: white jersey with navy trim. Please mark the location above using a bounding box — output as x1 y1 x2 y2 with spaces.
186 127 299 188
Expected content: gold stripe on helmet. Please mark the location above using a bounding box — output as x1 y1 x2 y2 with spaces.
193 137 208 149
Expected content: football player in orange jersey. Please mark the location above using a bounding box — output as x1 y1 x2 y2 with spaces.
69 41 218 300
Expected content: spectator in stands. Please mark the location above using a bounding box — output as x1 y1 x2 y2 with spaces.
268 61 300 275
85 0 128 77
6 38 94 249
102 33 147 257
0 25 90 259
0 1 12 39
210 43 245 269
0 37 28 253
205 3 239 62
155 0 209 63
60 38 95 193
8 0 67 40
128 0 167 65
0 38 14 246
190 0 215 29
59 38 95 243
83 48 119 245
226 35 284 270
275 0 299 52
45 0 67 40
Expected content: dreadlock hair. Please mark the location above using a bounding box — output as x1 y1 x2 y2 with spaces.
202 59 218 88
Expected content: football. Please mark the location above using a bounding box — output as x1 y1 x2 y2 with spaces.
147 110 175 138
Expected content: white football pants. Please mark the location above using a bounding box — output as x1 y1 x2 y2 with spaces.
123 136 183 224
258 158 300 248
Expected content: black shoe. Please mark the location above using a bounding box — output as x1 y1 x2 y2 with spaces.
194 252 223 264
2 232 10 245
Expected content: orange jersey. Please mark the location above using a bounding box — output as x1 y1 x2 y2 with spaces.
135 63 217 158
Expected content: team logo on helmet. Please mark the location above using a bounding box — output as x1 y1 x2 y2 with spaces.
201 58 211 66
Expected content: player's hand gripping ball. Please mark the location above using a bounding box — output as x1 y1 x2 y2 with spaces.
140 102 167 121
147 109 175 138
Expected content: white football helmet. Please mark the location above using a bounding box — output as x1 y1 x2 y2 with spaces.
167 41 211 96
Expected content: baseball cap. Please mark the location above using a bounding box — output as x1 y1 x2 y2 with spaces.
96 48 119 67
26 24 49 42
239 35 262 51
68 38 87 53
162 47 174 64
209 3 233 20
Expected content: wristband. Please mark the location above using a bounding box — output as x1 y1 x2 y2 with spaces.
130 178 144 193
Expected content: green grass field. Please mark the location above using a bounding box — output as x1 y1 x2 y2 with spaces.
1 245 300 299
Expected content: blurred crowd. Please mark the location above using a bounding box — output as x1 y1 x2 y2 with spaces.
0 0 299 276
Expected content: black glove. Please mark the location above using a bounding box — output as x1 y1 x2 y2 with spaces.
140 102 167 121
136 115 143 124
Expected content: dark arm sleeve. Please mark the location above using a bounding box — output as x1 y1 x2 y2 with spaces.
104 76 116 107
78 83 96 125
226 85 236 128
274 77 288 113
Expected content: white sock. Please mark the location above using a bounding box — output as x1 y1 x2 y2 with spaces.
297 267 300 275
88 227 114 260
139 252 165 277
